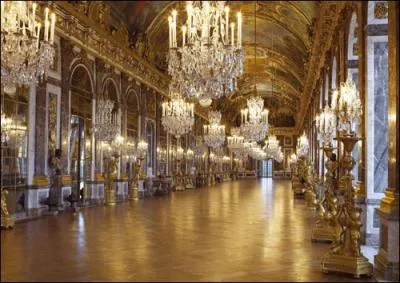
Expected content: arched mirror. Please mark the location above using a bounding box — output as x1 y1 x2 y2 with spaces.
70 65 94 200
1 86 29 216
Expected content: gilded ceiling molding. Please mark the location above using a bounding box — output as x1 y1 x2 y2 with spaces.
296 1 348 132
269 127 300 136
46 2 210 121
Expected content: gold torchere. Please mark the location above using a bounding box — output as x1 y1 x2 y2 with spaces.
1 188 14 229
174 159 185 191
128 158 141 200
293 157 307 198
312 145 339 242
322 134 372 278
104 153 119 206
304 165 319 208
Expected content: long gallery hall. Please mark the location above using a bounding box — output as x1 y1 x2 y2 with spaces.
1 1 399 282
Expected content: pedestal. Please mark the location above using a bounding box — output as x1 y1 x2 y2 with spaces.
312 223 334 242
374 199 399 281
105 188 116 206
322 253 373 278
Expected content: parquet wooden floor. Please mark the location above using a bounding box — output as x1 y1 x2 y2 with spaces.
1 179 375 282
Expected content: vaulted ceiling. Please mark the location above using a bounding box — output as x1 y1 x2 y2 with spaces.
109 1 319 128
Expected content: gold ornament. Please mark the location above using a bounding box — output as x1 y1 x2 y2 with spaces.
322 134 372 278
1 188 14 229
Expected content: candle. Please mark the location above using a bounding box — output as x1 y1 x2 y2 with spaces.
182 25 186 46
187 3 192 31
45 7 49 23
36 23 41 49
32 3 37 27
1 2 4 21
225 6 229 44
44 8 49 41
172 10 177 47
44 19 49 42
50 13 56 44
231 23 235 46
331 89 338 109
237 12 242 47
168 16 172 48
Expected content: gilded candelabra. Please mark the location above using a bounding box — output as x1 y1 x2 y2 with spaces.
322 134 372 278
174 158 185 191
292 157 307 198
173 145 185 191
129 157 140 200
304 164 320 208
312 145 339 242
104 153 119 206
1 188 14 229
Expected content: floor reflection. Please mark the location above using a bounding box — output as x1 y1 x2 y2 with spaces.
1 179 374 282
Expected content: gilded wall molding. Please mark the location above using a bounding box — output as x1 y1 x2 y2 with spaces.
45 2 209 121
297 2 348 131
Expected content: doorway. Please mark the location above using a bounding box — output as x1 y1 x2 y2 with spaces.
261 159 273 177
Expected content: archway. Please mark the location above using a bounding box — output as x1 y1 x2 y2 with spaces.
69 64 94 200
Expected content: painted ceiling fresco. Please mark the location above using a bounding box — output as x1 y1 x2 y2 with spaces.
108 1 319 128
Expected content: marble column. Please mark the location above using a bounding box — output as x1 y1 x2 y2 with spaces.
33 81 48 180
374 1 399 281
366 1 389 246
60 39 72 175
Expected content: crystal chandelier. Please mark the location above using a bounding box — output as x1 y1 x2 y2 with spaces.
94 98 121 142
263 135 281 161
248 142 266 160
1 1 56 87
227 127 245 152
203 111 226 148
194 136 207 157
331 78 362 134
161 91 194 138
167 1 244 106
239 3 269 142
0 110 27 145
137 139 148 159
289 153 298 165
315 105 337 145
186 148 194 160
296 131 309 158
122 137 137 162
222 155 231 164
157 146 167 162
240 96 269 141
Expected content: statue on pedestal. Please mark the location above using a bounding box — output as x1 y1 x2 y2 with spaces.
46 149 63 212
1 188 14 228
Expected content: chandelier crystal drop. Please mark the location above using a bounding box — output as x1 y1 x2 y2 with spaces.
161 92 195 138
316 105 337 145
94 98 121 142
296 131 309 158
240 96 269 142
331 78 362 134
203 111 226 148
1 1 56 87
167 1 244 105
